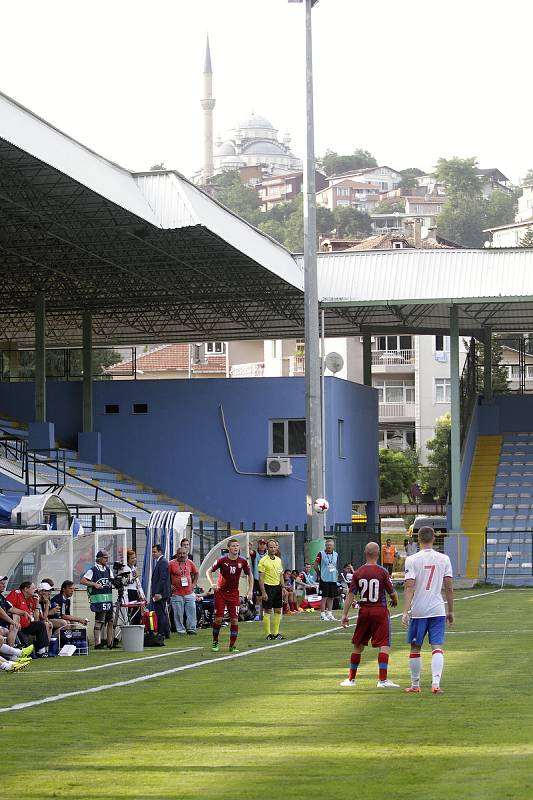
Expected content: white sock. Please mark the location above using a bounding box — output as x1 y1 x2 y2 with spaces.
37 647 47 655
0 643 20 659
409 653 421 687
431 649 444 688
0 661 13 671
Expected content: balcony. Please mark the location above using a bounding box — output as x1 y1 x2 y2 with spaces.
379 402 416 420
229 362 265 378
372 349 415 373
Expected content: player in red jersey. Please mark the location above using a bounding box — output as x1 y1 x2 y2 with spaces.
206 539 253 653
340 542 400 689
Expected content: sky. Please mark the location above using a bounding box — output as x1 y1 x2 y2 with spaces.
2 0 531 183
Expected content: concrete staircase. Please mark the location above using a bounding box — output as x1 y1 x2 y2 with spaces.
461 435 502 578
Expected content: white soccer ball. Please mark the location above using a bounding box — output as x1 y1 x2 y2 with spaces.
313 497 329 514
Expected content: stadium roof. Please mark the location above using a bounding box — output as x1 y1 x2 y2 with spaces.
1 89 533 345
0 91 303 347
313 249 533 335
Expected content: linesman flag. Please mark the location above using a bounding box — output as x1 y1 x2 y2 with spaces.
505 546 513 562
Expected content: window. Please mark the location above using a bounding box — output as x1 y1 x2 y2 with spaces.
105 404 119 414
375 335 412 351
434 335 450 352
435 377 451 403
132 403 148 414
206 342 225 354
338 419 345 458
374 380 415 403
270 419 306 456
392 241 404 249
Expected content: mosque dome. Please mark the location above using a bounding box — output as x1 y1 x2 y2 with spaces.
243 141 287 155
215 141 237 156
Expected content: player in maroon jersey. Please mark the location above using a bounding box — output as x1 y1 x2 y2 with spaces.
206 539 253 653
340 542 400 689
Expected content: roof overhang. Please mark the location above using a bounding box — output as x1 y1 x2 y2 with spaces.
0 91 303 347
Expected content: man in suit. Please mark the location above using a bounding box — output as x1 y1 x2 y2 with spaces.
151 544 171 639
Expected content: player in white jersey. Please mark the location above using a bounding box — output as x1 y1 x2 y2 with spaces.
401 526 454 694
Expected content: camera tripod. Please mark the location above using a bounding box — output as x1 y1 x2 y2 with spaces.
112 587 145 640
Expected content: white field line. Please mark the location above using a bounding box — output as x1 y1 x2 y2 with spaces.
448 629 533 635
0 589 502 715
73 647 202 672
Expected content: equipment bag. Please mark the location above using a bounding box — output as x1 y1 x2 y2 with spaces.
143 610 158 632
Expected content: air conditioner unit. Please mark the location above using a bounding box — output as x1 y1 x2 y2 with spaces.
266 457 292 476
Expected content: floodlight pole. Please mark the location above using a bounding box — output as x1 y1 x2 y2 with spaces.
35 294 46 422
300 0 324 538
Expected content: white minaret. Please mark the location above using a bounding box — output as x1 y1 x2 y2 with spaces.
201 35 215 182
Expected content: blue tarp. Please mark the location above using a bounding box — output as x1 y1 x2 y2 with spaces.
0 494 23 523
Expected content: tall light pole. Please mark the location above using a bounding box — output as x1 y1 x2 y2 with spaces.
290 0 323 539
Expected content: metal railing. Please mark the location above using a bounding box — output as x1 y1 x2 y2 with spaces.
372 349 415 366
229 362 265 378
0 347 135 382
379 402 416 419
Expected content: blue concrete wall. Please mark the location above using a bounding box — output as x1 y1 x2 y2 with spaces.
479 394 533 434
0 377 379 528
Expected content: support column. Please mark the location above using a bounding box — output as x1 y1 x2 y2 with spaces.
82 310 93 433
35 294 46 422
78 310 101 464
449 306 462 531
483 327 493 401
362 334 372 386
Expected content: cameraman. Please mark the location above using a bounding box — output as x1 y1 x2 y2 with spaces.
81 551 115 650
124 549 145 624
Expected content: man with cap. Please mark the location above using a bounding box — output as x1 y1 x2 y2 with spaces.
81 550 115 650
249 538 268 620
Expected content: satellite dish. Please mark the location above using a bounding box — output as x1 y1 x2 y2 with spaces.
325 352 344 374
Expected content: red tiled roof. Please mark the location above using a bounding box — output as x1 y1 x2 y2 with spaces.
107 344 226 374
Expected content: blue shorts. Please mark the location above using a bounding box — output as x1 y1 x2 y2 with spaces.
407 616 446 647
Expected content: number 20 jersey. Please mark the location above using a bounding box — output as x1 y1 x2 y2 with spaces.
404 549 453 618
349 564 395 607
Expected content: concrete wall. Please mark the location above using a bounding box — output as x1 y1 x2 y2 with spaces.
479 394 533 434
0 377 379 528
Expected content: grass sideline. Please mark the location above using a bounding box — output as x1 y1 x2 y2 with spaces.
1 588 532 800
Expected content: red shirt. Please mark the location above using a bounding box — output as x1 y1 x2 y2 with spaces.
211 556 250 593
6 589 37 628
168 559 198 596
349 564 394 608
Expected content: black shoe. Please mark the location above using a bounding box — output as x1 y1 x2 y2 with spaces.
186 630 197 635
273 634 285 640
265 634 274 640
94 643 106 650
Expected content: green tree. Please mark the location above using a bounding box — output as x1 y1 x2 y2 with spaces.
423 414 451 499
437 193 486 247
372 198 405 215
435 157 481 198
379 448 419 500
484 190 518 230
469 335 510 394
399 167 424 191
217 176 261 225
318 148 377 177
520 228 533 247
257 219 286 243
521 168 533 186
332 206 372 238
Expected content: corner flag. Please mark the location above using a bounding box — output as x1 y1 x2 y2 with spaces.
505 546 513 562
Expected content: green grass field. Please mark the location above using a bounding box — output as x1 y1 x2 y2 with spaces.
2 587 533 800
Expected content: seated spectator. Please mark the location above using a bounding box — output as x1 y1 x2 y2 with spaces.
50 581 89 629
38 582 68 637
339 563 354 593
6 581 50 657
282 569 300 614
0 575 21 646
194 586 215 628
298 563 319 593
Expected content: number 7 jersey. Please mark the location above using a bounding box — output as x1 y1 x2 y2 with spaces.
404 548 453 618
349 564 395 607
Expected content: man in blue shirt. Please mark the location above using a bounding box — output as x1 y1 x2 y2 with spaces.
314 539 339 622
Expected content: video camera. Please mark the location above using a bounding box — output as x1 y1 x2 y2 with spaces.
111 561 131 591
